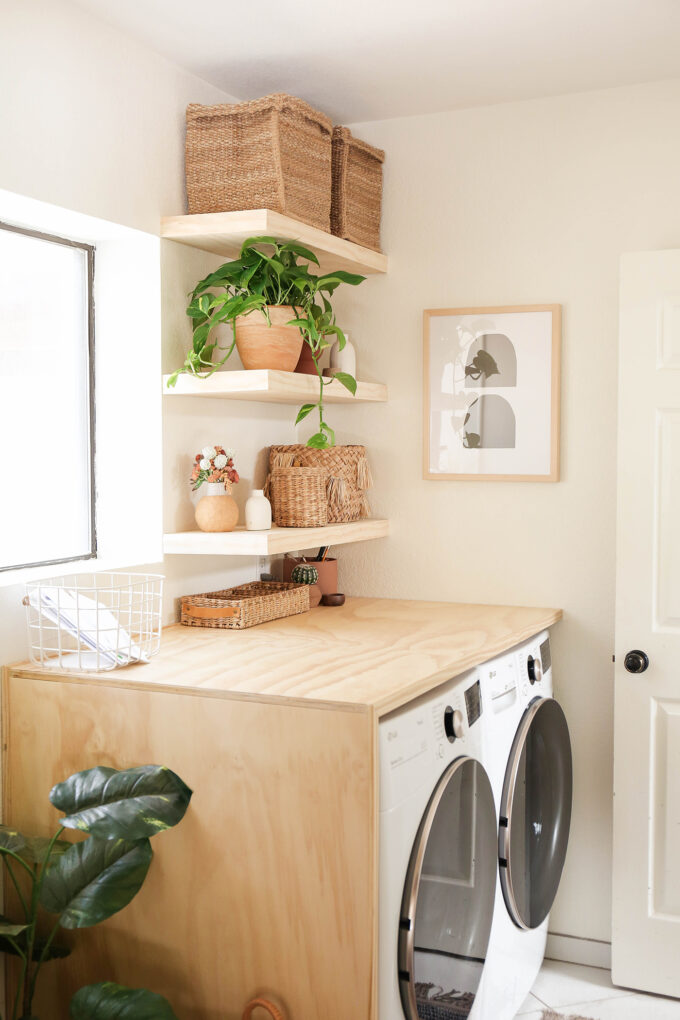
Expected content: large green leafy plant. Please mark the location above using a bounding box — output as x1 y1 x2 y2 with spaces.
167 236 365 449
0 764 191 1020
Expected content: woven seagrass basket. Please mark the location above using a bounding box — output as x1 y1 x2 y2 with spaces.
268 445 372 524
185 93 333 230
269 466 328 528
331 126 385 252
180 582 309 631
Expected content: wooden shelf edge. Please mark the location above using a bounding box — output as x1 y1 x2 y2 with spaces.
163 519 389 556
160 208 388 275
162 369 387 404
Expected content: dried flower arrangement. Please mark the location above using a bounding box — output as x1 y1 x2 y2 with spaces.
190 445 240 491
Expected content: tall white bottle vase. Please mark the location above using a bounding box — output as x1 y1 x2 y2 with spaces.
245 489 272 531
329 334 356 378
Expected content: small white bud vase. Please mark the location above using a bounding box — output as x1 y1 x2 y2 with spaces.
329 333 356 378
245 489 272 531
195 482 239 533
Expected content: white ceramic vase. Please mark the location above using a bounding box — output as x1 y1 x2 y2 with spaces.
245 489 272 531
329 334 356 378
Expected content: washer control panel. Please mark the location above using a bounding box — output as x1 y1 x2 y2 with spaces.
464 679 483 726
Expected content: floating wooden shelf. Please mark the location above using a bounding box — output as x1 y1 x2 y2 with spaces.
160 209 387 275
163 519 389 557
162 369 387 405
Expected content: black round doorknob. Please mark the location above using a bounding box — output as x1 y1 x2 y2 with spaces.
624 650 649 674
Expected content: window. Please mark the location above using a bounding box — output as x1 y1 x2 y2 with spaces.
0 222 95 571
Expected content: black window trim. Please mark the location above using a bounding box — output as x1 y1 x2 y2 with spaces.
0 219 97 573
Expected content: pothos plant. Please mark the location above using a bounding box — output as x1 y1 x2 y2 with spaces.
167 236 365 450
0 763 191 1020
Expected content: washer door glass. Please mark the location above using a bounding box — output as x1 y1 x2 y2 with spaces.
500 698 573 930
398 756 497 1020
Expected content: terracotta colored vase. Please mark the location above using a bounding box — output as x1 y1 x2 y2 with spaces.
294 341 318 375
234 305 303 371
195 483 239 532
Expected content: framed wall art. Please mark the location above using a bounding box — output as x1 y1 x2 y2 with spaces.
423 304 561 482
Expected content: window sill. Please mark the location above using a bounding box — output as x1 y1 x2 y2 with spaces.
0 555 161 590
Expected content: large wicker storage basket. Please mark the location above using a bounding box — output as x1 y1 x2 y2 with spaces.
180 581 309 631
331 127 385 252
185 94 333 230
269 466 328 528
268 445 372 524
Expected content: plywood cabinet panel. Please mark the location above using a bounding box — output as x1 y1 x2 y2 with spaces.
3 675 376 1020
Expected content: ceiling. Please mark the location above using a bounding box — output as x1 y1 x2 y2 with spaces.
73 0 680 122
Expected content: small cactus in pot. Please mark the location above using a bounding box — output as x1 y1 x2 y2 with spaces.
291 564 319 586
290 564 321 607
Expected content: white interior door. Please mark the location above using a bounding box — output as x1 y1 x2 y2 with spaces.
613 249 680 996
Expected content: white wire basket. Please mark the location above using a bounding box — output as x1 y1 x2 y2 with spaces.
24 572 164 672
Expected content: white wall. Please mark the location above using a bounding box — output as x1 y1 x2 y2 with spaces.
0 0 295 665
330 78 680 945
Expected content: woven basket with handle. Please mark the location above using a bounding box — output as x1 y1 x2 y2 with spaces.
185 93 333 230
180 581 309 630
268 445 372 524
242 999 284 1020
331 126 385 252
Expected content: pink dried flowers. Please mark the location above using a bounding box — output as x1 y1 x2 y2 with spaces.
190 445 240 491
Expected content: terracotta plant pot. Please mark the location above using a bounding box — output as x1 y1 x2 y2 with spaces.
195 483 239 532
234 305 303 372
294 341 318 375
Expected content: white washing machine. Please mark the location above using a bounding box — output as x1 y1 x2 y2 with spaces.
378 630 572 1020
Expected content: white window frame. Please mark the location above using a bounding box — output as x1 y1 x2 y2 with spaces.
0 219 98 572
0 189 163 588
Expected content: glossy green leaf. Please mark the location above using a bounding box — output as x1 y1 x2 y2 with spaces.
40 837 152 929
0 827 69 865
240 235 280 251
49 765 192 840
0 915 28 938
307 432 330 449
279 241 319 265
70 982 179 1020
332 372 357 396
23 836 72 865
295 403 316 425
0 919 70 961
0 826 27 855
316 270 365 288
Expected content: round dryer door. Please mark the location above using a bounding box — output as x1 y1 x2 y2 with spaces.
499 698 572 930
398 756 497 1020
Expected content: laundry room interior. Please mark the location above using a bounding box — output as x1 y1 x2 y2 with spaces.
1 2 680 1019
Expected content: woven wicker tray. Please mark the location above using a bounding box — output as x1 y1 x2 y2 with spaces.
181 581 309 631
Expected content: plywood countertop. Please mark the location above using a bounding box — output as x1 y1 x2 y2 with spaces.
9 597 562 716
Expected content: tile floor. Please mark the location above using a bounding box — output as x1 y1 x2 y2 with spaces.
515 960 680 1018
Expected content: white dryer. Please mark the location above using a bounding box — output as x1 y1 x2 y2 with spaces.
378 629 572 1020
480 630 572 1020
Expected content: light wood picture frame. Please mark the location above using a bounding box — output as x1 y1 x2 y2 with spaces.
423 304 561 482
